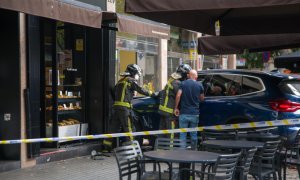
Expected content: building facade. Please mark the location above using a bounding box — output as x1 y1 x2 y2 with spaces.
0 0 116 171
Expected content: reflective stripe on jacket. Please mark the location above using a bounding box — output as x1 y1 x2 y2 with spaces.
113 77 151 108
159 78 181 114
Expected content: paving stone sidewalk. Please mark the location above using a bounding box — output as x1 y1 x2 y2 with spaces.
0 154 298 180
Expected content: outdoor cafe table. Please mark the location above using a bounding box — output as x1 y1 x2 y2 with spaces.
237 133 280 141
202 140 264 150
144 150 220 180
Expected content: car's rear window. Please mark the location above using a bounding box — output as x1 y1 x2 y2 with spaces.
280 80 300 96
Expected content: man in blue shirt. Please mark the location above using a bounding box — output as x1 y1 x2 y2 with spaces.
174 69 204 150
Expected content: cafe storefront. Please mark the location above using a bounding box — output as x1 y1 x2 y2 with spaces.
0 0 117 171
0 0 170 171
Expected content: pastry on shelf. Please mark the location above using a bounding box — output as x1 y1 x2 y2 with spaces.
58 105 64 111
73 106 82 110
68 103 74 110
58 94 64 98
46 106 53 111
46 94 52 98
58 122 66 126
58 119 80 126
62 120 72 125
57 94 78 99
67 118 80 124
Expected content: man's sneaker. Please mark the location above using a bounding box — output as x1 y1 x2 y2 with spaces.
143 138 150 145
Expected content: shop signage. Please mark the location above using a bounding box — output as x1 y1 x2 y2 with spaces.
76 39 84 51
181 41 197 49
237 58 246 66
189 49 198 60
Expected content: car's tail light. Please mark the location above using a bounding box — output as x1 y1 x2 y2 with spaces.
269 99 300 112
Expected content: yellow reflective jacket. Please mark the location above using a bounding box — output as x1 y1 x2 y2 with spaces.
113 77 151 108
159 77 181 115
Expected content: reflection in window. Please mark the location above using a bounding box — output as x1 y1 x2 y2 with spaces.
280 80 300 96
242 76 263 94
198 75 212 95
287 84 300 96
167 57 181 77
205 74 242 97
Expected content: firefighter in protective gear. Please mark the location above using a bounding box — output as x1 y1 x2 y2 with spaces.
158 64 192 138
110 64 152 144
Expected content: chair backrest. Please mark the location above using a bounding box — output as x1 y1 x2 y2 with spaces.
293 129 300 148
283 130 300 159
239 148 258 174
154 137 188 150
259 141 280 161
212 152 241 180
122 140 143 159
114 145 140 180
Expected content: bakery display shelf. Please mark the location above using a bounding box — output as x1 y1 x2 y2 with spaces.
57 109 82 115
46 84 82 87
57 98 81 103
45 97 81 102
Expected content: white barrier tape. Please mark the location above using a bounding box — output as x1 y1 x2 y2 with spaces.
1 119 300 145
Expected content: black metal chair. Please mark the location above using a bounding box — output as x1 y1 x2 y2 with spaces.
123 140 144 158
122 140 173 180
122 140 149 174
282 130 300 180
114 144 168 180
273 138 287 180
235 147 258 180
154 137 190 150
249 141 281 180
179 152 241 180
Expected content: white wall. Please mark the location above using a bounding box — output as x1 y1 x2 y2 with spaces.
158 39 168 90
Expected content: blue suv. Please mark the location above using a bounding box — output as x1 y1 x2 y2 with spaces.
132 70 300 141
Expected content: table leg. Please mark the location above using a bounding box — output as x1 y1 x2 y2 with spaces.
200 164 206 180
179 163 191 180
235 149 247 180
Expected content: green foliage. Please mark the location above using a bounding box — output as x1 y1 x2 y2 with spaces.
240 48 300 69
56 22 65 52
241 51 263 69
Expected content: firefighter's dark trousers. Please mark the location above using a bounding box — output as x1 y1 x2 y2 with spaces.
110 106 135 142
159 113 177 138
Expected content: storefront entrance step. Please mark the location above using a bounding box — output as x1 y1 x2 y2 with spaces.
0 160 21 173
36 143 101 165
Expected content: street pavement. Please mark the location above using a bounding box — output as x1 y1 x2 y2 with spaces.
0 154 299 180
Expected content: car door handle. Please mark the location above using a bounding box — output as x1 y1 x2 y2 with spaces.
227 103 232 105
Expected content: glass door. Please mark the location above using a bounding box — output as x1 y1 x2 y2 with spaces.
42 20 86 148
